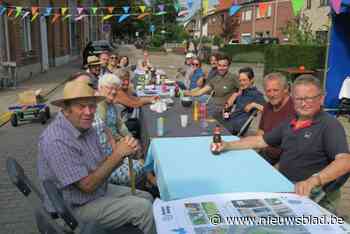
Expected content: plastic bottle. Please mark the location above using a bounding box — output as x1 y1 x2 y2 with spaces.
211 125 222 155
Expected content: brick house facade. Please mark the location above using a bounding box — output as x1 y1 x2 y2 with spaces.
0 0 103 85
237 0 294 43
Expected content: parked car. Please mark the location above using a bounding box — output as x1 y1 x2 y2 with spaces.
252 37 279 45
82 40 114 67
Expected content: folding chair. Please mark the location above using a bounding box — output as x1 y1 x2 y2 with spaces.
43 179 143 234
237 108 259 137
6 157 43 201
312 172 350 204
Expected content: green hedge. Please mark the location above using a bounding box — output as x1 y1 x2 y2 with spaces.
220 45 268 63
264 45 326 74
220 44 326 75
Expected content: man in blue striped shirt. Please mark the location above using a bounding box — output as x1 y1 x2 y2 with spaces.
38 79 156 233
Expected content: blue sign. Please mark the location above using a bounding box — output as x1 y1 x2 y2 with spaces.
150 24 156 33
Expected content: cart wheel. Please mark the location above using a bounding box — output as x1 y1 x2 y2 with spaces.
45 106 51 119
39 111 47 124
18 111 24 119
10 114 18 127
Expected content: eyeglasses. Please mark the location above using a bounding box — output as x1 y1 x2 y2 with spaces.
293 94 321 104
192 63 200 66
110 56 117 59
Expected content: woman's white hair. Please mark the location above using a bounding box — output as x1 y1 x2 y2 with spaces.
98 73 121 90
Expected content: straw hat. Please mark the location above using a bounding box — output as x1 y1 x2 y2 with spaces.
87 55 103 66
185 53 194 59
51 80 104 107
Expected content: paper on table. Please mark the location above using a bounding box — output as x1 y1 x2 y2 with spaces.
153 192 350 234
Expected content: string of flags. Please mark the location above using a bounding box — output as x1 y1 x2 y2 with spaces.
0 0 329 25
0 3 186 23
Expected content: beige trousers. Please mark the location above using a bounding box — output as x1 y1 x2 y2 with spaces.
73 184 156 234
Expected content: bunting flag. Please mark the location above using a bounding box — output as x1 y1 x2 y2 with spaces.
102 14 113 21
31 12 39 22
174 2 181 12
139 6 146 13
118 14 130 23
107 6 114 14
229 5 241 16
203 0 209 16
51 13 60 23
0 6 6 16
15 7 23 18
331 0 342 14
187 0 193 9
44 7 52 16
75 14 87 21
291 0 304 15
178 10 189 17
21 11 30 19
155 11 167 16
158 4 165 12
31 6 39 15
137 12 150 20
143 0 151 6
62 14 71 21
259 3 268 17
77 7 84 15
61 7 68 16
7 8 14 17
123 6 130 13
91 7 98 14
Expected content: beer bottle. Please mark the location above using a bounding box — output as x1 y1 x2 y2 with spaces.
212 125 222 155
223 103 231 121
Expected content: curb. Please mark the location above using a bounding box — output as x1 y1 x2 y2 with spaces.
0 78 68 128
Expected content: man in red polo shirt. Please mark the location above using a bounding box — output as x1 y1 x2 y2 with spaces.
211 75 350 212
245 73 295 165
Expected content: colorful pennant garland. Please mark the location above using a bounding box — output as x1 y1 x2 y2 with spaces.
61 7 68 16
21 11 30 19
331 0 342 14
77 7 84 15
0 6 7 16
15 7 22 18
139 6 146 13
137 12 150 20
51 13 60 23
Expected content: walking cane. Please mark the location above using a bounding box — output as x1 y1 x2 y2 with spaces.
128 156 136 195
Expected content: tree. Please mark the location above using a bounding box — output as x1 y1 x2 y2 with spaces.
280 13 324 45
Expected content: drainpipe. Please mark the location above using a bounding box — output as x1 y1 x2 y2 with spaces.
273 0 279 37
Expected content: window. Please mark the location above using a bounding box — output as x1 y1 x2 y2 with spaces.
267 5 272 17
256 32 263 38
307 0 312 9
22 16 32 52
320 0 329 7
245 9 252 21
256 7 261 19
265 31 270 37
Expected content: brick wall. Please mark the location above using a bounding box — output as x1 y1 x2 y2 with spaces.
236 0 294 43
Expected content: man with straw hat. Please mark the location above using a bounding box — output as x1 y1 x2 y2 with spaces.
37 79 156 233
86 55 103 90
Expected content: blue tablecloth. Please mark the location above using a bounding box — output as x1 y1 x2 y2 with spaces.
144 135 294 201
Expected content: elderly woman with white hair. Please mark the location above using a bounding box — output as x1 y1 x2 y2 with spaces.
93 73 144 186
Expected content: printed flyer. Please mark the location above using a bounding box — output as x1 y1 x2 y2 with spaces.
153 192 350 234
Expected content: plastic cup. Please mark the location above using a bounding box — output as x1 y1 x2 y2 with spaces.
157 117 164 136
180 115 188 128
